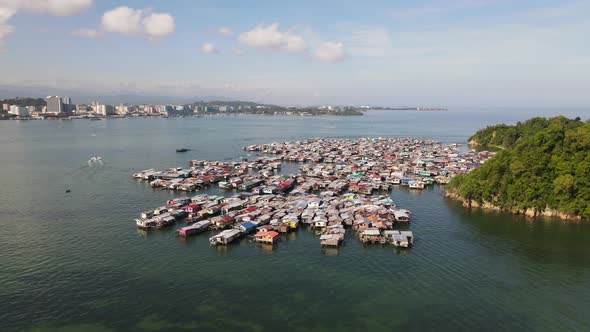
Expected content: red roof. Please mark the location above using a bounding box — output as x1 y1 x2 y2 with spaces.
255 231 279 237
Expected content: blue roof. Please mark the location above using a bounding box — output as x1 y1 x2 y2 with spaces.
240 221 255 230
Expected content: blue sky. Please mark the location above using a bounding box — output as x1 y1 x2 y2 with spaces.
1 0 589 107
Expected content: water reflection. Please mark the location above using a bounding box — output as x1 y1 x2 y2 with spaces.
450 200 590 268
321 247 340 256
256 243 276 254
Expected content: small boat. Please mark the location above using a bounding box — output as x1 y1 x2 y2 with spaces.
176 148 191 153
409 180 425 189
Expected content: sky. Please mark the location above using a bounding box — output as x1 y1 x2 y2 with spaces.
0 0 589 107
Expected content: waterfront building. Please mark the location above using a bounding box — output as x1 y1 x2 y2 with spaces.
116 105 130 115
95 104 115 116
76 104 89 113
45 96 73 114
45 96 63 114
9 105 29 117
165 107 192 116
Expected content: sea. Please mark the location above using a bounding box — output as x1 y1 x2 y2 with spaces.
1 108 589 332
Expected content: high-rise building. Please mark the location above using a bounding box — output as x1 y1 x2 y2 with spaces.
9 105 29 117
95 104 114 116
45 96 63 114
45 96 73 114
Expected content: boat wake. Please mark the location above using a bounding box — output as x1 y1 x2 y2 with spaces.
88 156 104 167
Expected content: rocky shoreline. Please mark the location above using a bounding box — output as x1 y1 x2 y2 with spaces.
444 190 585 221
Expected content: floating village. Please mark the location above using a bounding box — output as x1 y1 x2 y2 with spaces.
132 138 494 250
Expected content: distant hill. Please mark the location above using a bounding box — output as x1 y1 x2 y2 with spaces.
0 97 46 107
447 116 590 220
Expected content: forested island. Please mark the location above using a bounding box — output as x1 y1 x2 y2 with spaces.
446 116 590 220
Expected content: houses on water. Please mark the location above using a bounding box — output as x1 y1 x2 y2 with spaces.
132 137 494 252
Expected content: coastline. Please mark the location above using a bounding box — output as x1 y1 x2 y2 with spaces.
444 190 585 222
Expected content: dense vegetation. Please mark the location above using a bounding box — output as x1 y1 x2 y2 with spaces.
0 97 46 107
447 116 590 219
468 116 585 149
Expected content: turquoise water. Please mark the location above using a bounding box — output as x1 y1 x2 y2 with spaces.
1 109 590 331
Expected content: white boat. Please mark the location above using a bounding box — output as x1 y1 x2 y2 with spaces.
408 180 425 189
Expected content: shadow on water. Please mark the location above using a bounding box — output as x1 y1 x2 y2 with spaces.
446 199 590 268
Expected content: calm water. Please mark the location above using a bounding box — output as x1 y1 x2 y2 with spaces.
1 109 590 332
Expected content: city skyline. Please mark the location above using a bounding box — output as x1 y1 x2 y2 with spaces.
1 0 589 107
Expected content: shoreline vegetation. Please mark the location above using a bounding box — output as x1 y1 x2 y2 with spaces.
445 116 590 221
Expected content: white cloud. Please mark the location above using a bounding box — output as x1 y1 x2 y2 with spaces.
0 6 16 23
71 28 100 38
283 33 306 52
201 42 217 54
101 6 143 35
0 7 14 46
143 13 174 37
232 48 244 56
17 0 93 16
217 26 232 37
312 41 345 62
238 23 307 52
0 0 93 47
239 23 283 48
101 6 175 37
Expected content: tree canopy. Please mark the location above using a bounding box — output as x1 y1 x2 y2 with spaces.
448 116 590 219
468 116 582 149
0 97 46 107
